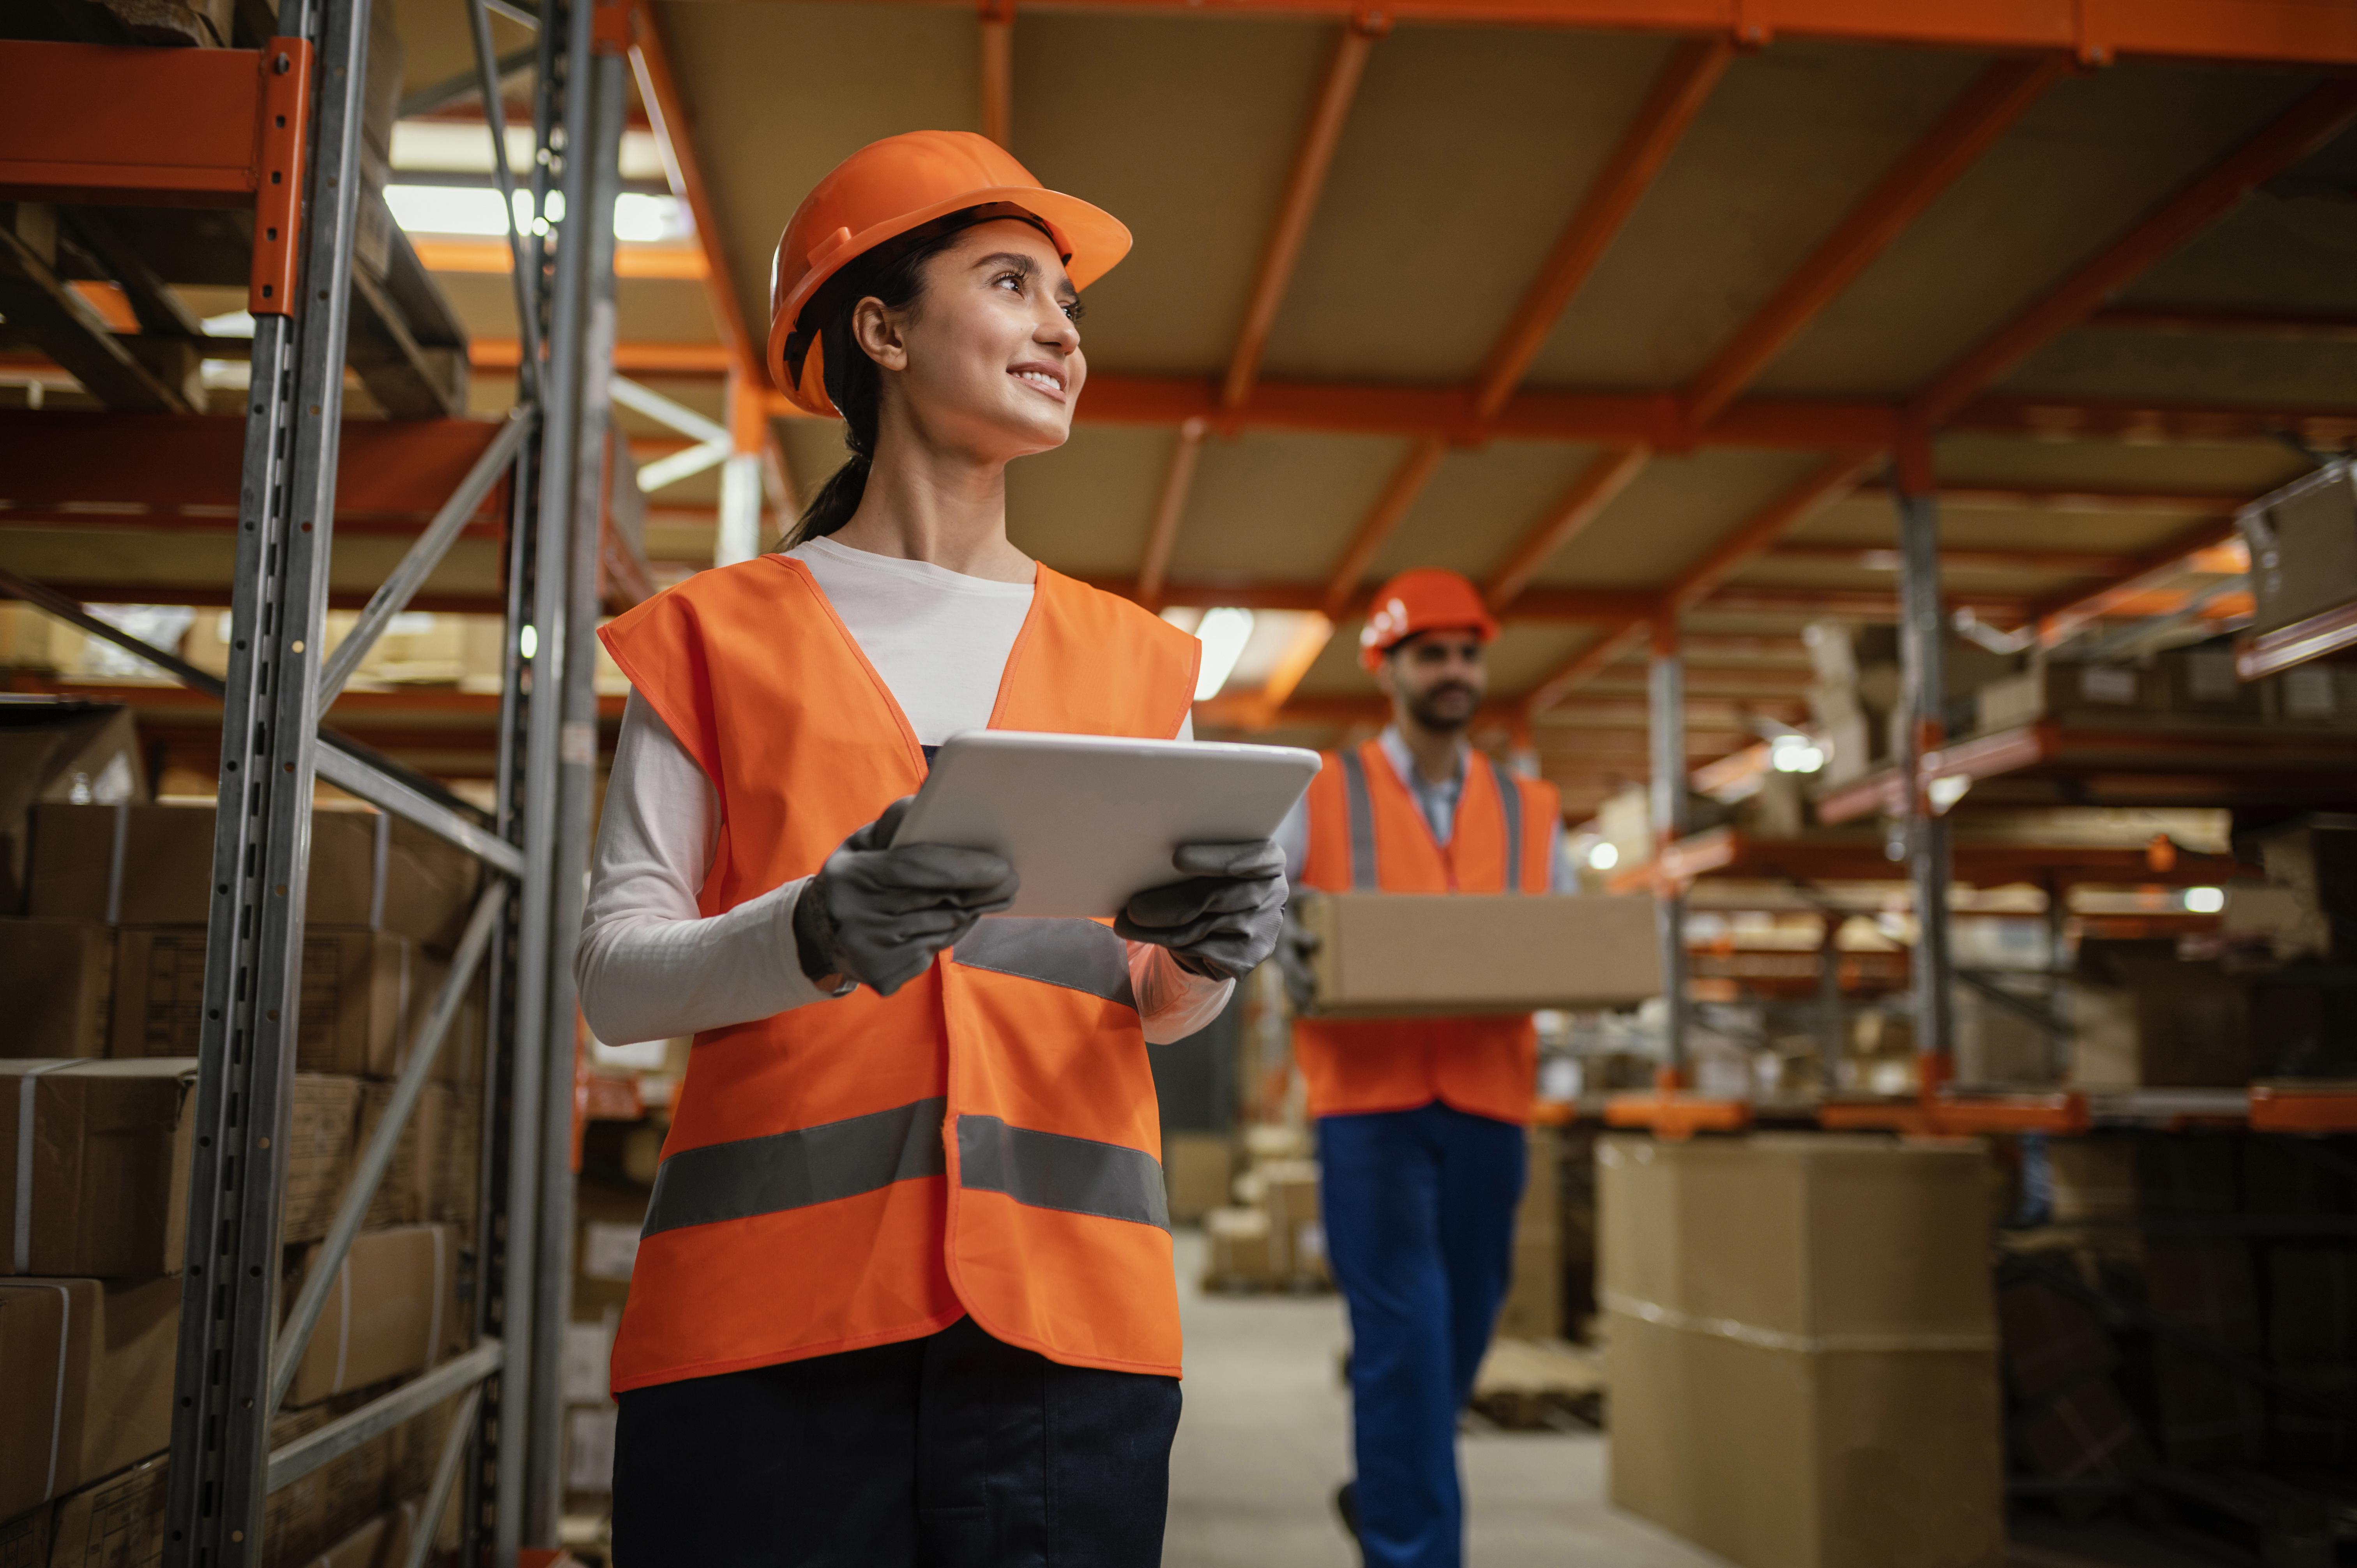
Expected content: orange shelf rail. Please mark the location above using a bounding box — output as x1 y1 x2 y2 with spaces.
2249 1082 2357 1134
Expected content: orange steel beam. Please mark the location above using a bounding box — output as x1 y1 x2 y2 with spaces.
2088 304 2357 341
979 0 1015 147
1135 418 1209 606
1222 17 1381 411
1847 481 2246 515
2034 514 2246 647
779 0 2357 68
473 338 735 376
1472 38 1732 421
0 40 278 206
1767 543 2137 576
1681 54 2065 429
622 0 759 382
1322 436 1447 614
1912 81 2357 427
1947 394 2357 450
1483 444 1651 611
410 235 709 279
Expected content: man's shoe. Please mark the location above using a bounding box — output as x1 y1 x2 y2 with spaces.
1333 1480 1360 1546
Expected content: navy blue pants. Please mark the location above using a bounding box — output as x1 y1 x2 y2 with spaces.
1319 1102 1527 1568
610 1315 1180 1566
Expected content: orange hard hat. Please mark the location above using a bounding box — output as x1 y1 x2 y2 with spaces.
767 130 1132 416
1358 569 1500 670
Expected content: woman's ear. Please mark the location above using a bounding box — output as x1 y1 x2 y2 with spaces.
850 295 908 373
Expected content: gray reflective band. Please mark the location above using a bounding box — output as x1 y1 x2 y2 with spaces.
642 1096 948 1238
952 919 1136 1009
1338 749 1378 890
1495 761 1523 892
958 1115 1170 1231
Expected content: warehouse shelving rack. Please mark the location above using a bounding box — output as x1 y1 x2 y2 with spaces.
0 0 629 1561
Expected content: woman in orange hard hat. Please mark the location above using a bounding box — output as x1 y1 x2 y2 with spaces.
1275 567 1566 1568
577 131 1288 1565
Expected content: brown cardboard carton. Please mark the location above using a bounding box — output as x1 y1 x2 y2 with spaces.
263 1403 397 1568
1161 1133 1232 1225
1598 1135 2003 1568
308 1510 394 1568
47 1451 168 1568
572 1180 648 1321
0 1503 45 1568
0 919 111 1059
0 703 144 918
1202 1208 1273 1288
356 1082 454 1229
2044 1139 2139 1225
2071 942 2253 1088
112 928 446 1077
2241 463 2357 634
1296 893 1659 1017
1975 663 2165 734
0 1277 177 1523
0 1059 194 1277
28 802 477 951
281 1225 459 1408
284 1076 364 1247
1259 1160 1323 1285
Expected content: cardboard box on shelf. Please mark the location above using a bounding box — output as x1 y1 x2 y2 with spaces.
2071 942 2253 1088
0 1504 45 1568
284 1075 364 1247
0 1059 194 1277
574 1180 648 1321
1599 1134 2002 1568
46 1451 167 1568
281 1225 460 1408
0 702 145 917
0 918 111 1058
2248 816 2357 961
1975 663 2165 735
2240 464 2357 635
2165 645 2266 717
28 802 477 950
0 1277 177 1523
2044 1139 2140 1225
1496 1126 1565 1341
113 927 451 1079
1202 1208 1274 1288
1294 893 1660 1017
1952 978 2059 1087
1162 1133 1233 1225
1259 1160 1323 1285
357 1082 455 1230
265 1402 398 1568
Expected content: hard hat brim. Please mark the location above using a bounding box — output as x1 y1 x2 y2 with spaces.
1357 616 1501 671
766 187 1132 417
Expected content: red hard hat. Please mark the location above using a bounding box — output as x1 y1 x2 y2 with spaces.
767 131 1133 416
1358 569 1500 671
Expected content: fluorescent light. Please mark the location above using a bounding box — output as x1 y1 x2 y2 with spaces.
383 185 687 243
1192 607 1255 700
2184 886 2224 914
1587 841 1620 871
1768 734 1824 773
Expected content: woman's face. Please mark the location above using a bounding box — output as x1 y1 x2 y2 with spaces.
854 218 1087 461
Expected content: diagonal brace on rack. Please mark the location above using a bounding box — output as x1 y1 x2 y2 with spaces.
266 885 507 1418
321 405 534 703
0 565 525 878
265 1340 506 1495
398 1382 483 1568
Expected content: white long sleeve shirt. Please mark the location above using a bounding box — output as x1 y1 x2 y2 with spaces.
576 537 1235 1047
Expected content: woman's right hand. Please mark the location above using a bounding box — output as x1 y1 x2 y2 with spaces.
792 797 1019 996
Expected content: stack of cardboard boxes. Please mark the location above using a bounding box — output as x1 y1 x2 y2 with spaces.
1201 1130 1328 1294
0 783 486 1567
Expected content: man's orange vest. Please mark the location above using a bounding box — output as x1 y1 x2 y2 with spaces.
1293 739 1560 1127
595 555 1200 1392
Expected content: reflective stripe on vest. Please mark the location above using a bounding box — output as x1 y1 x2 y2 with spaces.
952 918 1136 1009
1497 766 1523 892
643 1098 1168 1239
1338 749 1378 890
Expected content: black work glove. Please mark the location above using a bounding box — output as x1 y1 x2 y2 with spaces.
1275 902 1321 1014
1114 841 1287 982
793 798 1019 997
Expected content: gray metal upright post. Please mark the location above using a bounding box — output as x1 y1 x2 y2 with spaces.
166 2 372 1562
1647 617 1691 1081
525 39 627 1543
1895 456 1956 1075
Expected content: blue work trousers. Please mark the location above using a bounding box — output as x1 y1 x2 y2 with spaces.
1318 1100 1527 1568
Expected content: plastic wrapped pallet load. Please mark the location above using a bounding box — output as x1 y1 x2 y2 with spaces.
1598 1134 2004 1568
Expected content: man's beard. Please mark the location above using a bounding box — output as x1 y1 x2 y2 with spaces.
1406 682 1480 733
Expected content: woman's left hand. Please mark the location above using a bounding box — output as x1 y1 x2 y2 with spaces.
1115 841 1287 982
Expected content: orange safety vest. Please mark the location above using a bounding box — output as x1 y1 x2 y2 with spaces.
1293 739 1560 1127
596 554 1200 1391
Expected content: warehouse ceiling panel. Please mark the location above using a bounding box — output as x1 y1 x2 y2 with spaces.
2126 169 2357 313
1006 424 1171 575
1530 40 1989 390
1012 14 1336 375
1994 331 2357 409
1168 430 1417 580
1928 434 2308 496
1758 64 2316 396
1369 442 1608 583
1258 26 1674 383
1531 449 1829 588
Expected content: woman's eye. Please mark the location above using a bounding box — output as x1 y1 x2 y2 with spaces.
994 272 1024 294
1061 300 1084 322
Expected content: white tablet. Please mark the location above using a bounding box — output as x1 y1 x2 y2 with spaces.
891 730 1321 918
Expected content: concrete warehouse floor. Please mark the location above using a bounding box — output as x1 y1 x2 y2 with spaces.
1162 1229 1725 1568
